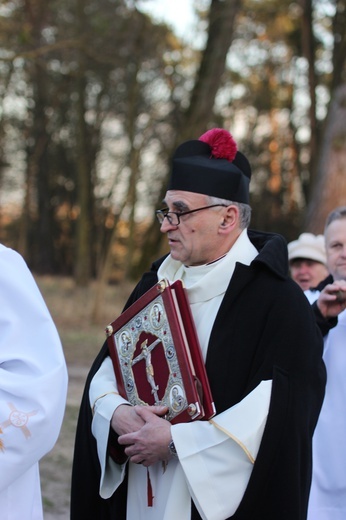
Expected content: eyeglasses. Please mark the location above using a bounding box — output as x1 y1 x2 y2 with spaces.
155 204 228 226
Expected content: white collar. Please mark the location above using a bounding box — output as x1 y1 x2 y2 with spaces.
157 229 258 304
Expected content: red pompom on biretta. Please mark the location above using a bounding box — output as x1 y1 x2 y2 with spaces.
199 128 238 162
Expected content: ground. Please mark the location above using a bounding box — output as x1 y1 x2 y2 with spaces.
40 365 87 519
36 275 134 519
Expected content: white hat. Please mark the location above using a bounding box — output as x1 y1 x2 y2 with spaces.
288 233 326 265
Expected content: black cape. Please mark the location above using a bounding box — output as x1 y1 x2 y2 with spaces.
71 230 326 520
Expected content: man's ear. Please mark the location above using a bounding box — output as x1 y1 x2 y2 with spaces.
219 205 239 232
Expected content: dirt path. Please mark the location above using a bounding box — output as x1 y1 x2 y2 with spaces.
40 365 89 520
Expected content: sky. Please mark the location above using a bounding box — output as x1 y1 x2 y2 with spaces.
138 0 198 41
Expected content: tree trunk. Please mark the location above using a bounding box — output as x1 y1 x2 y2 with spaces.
299 0 318 203
74 0 92 286
183 0 243 138
305 82 346 232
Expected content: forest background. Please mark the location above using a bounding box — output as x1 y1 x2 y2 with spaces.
0 0 345 516
0 0 346 298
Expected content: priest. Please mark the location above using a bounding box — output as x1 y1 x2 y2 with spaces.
71 128 326 520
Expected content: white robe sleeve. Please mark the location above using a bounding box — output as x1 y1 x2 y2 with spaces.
89 356 129 498
0 245 68 492
172 380 272 520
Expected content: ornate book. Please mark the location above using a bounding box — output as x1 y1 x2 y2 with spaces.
105 279 216 424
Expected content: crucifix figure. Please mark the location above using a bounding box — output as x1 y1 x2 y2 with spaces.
132 338 161 403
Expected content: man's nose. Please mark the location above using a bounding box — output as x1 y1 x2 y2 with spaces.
160 217 178 232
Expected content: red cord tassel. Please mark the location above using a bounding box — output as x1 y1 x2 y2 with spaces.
147 468 154 507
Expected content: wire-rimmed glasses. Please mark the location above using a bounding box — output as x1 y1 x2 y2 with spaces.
155 204 228 226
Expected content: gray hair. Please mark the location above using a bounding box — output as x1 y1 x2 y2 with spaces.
325 206 346 233
207 195 252 229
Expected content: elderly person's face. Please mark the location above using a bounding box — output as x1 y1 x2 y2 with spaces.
289 258 328 291
158 190 230 266
325 218 346 281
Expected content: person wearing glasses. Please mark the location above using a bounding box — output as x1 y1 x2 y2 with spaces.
71 129 325 520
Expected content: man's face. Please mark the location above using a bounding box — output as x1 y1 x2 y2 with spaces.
289 259 328 291
159 190 227 266
325 218 346 281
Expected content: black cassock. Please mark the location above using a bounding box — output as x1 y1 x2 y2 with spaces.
71 230 326 520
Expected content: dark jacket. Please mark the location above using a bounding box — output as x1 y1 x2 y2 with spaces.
71 229 326 520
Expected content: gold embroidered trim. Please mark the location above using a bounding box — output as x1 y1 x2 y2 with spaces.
0 403 37 440
92 391 119 415
0 427 4 452
209 419 255 464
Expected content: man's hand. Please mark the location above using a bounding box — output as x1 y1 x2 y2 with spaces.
111 404 147 436
317 281 346 318
118 405 172 467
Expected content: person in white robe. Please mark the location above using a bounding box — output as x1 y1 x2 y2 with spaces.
306 206 346 520
0 244 68 520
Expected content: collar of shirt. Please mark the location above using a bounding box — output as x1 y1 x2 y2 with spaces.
157 229 258 304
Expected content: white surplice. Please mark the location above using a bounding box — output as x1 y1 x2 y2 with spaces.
305 289 346 520
0 244 68 520
90 230 272 520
